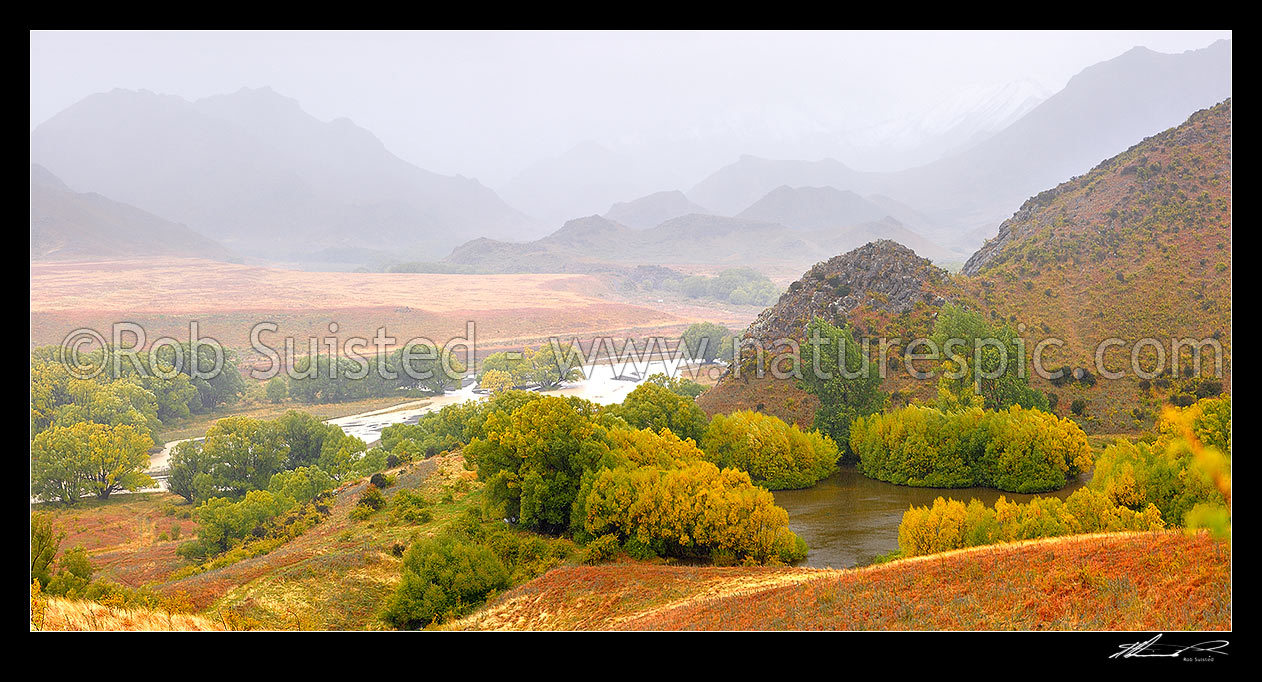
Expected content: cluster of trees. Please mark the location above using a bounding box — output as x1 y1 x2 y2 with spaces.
377 380 849 628
391 389 808 565
850 405 1093 493
476 344 584 390
678 268 781 306
575 455 807 565
1089 396 1230 532
930 304 1050 413
166 411 388 563
168 412 378 504
380 389 541 458
30 343 247 505
31 344 246 436
610 382 711 443
897 489 1165 557
700 410 838 490
178 467 335 562
32 422 154 504
287 343 464 403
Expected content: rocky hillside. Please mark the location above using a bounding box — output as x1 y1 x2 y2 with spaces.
952 99 1232 430
701 100 1232 432
698 240 953 425
744 240 951 347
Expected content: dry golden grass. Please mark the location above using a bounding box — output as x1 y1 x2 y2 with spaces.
38 597 226 631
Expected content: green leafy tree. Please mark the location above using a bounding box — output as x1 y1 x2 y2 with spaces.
614 382 710 443
931 304 1049 412
265 377 287 403
198 416 289 497
389 343 464 394
32 422 155 503
798 317 886 458
54 378 161 442
526 344 584 389
681 322 731 363
465 396 609 533
30 513 65 587
168 440 215 503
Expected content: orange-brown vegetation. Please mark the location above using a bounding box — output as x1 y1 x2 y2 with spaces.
453 531 1229 630
29 258 749 357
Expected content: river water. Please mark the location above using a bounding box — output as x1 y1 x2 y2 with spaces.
329 357 698 444
773 467 1088 569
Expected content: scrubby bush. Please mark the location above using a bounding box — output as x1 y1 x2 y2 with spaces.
850 404 1092 493
389 489 433 525
381 534 510 629
700 410 838 489
581 534 622 565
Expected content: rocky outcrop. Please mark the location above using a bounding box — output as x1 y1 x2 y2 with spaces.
744 239 950 345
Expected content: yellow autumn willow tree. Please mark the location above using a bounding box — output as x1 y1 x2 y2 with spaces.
897 490 1164 557
1090 395 1230 535
850 404 1091 493
577 459 807 565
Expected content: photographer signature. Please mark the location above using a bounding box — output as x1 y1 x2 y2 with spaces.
1111 634 1229 660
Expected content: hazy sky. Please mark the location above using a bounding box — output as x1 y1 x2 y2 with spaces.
30 30 1230 185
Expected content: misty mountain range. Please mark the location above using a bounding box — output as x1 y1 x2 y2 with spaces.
29 39 1230 268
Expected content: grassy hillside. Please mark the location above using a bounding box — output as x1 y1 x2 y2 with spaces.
33 451 570 630
956 99 1231 430
452 531 1229 631
701 101 1232 432
37 597 227 631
